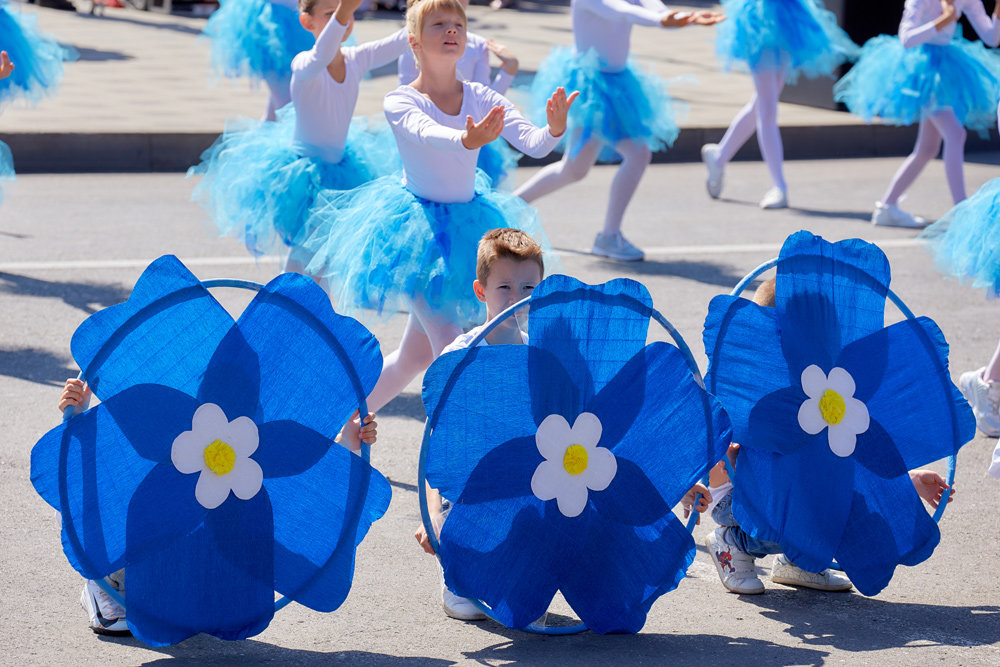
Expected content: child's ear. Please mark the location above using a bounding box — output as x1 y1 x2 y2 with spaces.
300 12 313 32
473 280 486 303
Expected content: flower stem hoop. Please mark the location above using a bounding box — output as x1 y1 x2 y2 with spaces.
418 289 716 635
60 278 373 615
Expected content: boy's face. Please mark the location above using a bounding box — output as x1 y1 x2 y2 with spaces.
474 257 542 322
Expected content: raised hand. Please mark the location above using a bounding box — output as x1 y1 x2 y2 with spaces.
545 86 579 138
0 51 14 81
690 11 726 26
462 105 505 149
661 10 696 28
486 38 519 75
936 0 957 28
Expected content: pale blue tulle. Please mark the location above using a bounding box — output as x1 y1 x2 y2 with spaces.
834 33 1000 134
477 138 519 190
529 47 681 161
0 1 77 108
715 0 858 82
203 0 314 82
190 108 400 254
302 171 555 326
922 179 1000 298
0 139 14 203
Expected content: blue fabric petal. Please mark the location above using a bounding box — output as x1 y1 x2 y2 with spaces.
529 275 652 396
747 387 813 455
70 255 234 400
776 233 890 376
703 295 790 443
589 458 669 527
837 317 976 470
100 384 201 463
124 463 206 565
834 465 940 596
198 324 260 422
126 476 274 646
527 343 585 430
455 436 540 505
850 418 909 480
263 433 391 611
254 420 332 478
235 273 382 435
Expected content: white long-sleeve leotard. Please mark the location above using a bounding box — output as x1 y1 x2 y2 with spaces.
572 0 671 72
383 81 559 203
290 19 409 163
899 0 1000 48
398 32 515 94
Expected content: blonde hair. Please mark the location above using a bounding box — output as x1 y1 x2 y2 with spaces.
476 228 545 285
405 0 466 41
752 277 776 308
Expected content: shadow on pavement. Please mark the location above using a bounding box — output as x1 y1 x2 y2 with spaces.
76 12 204 36
0 272 129 315
74 46 134 62
589 257 751 289
0 346 75 386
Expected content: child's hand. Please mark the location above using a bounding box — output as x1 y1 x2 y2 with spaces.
936 0 957 29
335 410 378 453
681 482 712 524
462 105 505 149
690 11 726 26
336 0 363 26
545 86 579 138
910 469 953 509
486 39 519 75
0 52 14 81
414 524 436 555
59 378 91 415
661 10 696 28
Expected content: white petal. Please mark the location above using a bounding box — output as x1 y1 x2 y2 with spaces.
229 458 263 500
827 367 857 399
841 398 870 435
535 414 572 461
800 365 828 399
224 416 260 457
569 412 603 449
192 403 228 435
195 471 232 509
797 398 827 435
171 430 207 475
583 447 617 491
530 460 563 501
555 483 589 518
827 425 857 457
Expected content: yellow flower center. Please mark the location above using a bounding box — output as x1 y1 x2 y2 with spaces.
204 439 236 476
563 444 589 475
818 389 846 425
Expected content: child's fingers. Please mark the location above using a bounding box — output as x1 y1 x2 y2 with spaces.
566 90 580 107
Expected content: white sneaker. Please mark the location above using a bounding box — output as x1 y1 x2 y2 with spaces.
959 368 1000 437
759 186 788 210
591 232 645 261
871 201 928 228
442 583 487 621
80 578 129 636
701 143 724 199
704 527 765 594
770 554 853 591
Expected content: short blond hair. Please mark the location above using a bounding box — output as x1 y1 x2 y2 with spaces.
405 0 466 41
476 228 544 285
752 277 776 308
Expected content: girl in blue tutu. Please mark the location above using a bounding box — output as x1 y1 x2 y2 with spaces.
302 0 575 417
398 0 521 189
0 0 76 110
0 50 15 204
513 0 723 262
203 0 315 121
191 0 408 266
835 0 1000 227
702 0 857 210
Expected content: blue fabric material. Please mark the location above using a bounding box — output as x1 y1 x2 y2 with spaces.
423 275 731 632
0 1 77 108
203 0 315 82
189 107 401 254
711 492 782 559
922 178 1000 297
715 0 858 82
30 256 390 646
834 32 1000 135
302 171 557 327
529 47 681 161
703 231 975 595
477 138 520 190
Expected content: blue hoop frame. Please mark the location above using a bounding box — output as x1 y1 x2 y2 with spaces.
417 289 719 635
60 278 373 614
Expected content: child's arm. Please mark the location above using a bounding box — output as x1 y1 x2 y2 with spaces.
384 90 472 149
351 28 411 76
960 0 1000 47
485 39 517 95
291 0 356 80
0 52 13 81
909 469 953 509
59 378 92 416
899 0 956 48
579 0 683 28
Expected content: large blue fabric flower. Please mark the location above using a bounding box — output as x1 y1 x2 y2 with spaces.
703 231 974 596
423 275 731 633
30 256 391 646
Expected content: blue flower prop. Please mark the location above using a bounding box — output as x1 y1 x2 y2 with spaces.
422 275 731 633
703 231 974 596
30 256 391 646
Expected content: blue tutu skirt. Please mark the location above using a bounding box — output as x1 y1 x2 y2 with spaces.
0 139 14 204
715 0 857 82
529 47 680 161
0 2 77 108
190 108 400 254
922 179 1000 298
203 0 314 82
834 33 1000 134
302 171 554 326
477 138 519 190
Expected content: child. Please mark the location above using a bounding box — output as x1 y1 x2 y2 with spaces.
0 1 76 109
302 0 575 422
202 0 316 122
513 0 724 261
191 0 407 269
834 0 1000 227
59 378 377 634
702 0 857 210
705 279 955 594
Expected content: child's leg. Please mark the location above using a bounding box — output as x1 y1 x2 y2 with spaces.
364 313 436 414
513 130 601 203
928 108 967 204
263 75 292 122
716 96 758 165
752 67 787 192
882 117 943 206
602 139 652 235
985 338 1000 383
